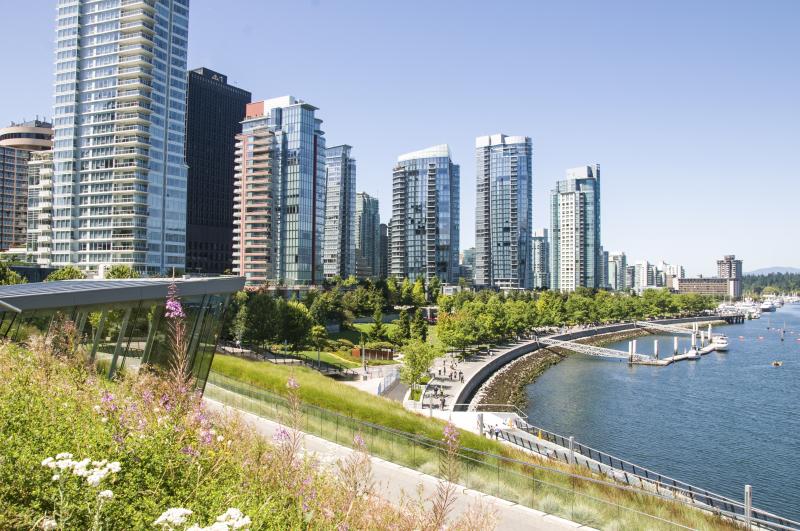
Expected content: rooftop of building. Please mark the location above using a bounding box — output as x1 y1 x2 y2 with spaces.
397 144 451 162
475 134 530 148
0 276 244 313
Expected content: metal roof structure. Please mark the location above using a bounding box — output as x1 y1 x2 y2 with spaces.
0 276 245 313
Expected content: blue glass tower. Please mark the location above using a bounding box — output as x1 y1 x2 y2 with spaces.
474 134 533 290
389 145 460 283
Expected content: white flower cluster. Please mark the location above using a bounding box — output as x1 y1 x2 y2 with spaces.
153 507 193 528
41 453 121 487
154 507 250 530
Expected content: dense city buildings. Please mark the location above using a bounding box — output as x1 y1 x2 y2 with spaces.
0 119 52 251
389 145 460 283
717 254 743 298
379 222 389 279
232 97 326 286
354 192 379 279
185 68 251 274
43 0 190 275
600 247 609 289
549 164 602 292
323 146 356 280
607 251 627 291
26 150 54 264
531 228 549 289
474 134 533 290
460 247 475 284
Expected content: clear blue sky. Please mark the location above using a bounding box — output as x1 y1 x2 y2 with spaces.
1 0 798 275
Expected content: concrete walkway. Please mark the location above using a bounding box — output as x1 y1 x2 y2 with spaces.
424 337 538 411
204 399 594 531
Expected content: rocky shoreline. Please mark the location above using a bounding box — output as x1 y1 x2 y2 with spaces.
475 323 725 410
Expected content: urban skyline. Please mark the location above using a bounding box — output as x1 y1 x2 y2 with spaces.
2 1 797 275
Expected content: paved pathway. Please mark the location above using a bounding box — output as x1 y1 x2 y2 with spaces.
204 399 594 531
424 338 537 411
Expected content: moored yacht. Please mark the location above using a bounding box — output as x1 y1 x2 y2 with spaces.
760 301 776 312
712 334 729 351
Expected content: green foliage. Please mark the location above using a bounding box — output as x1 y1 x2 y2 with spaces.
0 344 430 529
399 340 439 391
368 306 386 341
45 265 85 282
104 265 140 279
434 289 717 348
0 261 26 286
411 277 426 306
411 308 428 341
426 276 441 302
742 272 800 295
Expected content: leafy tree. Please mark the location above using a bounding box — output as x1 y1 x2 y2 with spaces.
104 264 140 279
244 291 279 347
400 278 413 305
412 308 428 341
411 277 427 306
277 300 314 349
230 291 249 344
426 276 441 302
309 324 328 368
45 265 84 282
385 276 399 306
0 262 26 286
397 308 411 341
400 339 439 392
437 311 478 352
369 306 386 341
309 289 347 326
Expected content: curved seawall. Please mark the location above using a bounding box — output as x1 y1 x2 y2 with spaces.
453 316 721 410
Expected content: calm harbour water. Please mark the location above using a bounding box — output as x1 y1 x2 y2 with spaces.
524 305 800 520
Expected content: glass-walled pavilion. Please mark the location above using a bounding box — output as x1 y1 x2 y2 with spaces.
0 277 244 391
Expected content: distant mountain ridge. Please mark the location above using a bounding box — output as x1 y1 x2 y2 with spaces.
745 267 800 275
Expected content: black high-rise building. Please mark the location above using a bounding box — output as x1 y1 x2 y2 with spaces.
185 68 251 274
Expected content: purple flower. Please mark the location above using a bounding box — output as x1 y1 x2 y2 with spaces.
199 430 212 445
273 426 290 443
443 422 459 449
181 446 199 457
286 377 299 390
141 389 154 404
101 391 114 404
165 282 185 319
353 433 365 449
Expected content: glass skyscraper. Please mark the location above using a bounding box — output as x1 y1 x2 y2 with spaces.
390 145 459 283
185 67 251 275
232 97 326 286
549 164 602 292
532 228 550 289
354 192 379 279
474 134 532 290
48 0 189 276
323 145 356 280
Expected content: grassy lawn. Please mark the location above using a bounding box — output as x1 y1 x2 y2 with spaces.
295 349 361 369
208 355 737 530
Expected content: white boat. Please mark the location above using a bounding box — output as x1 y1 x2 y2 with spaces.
684 349 700 360
712 334 729 351
760 301 776 312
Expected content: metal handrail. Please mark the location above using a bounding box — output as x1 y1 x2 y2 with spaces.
206 371 800 530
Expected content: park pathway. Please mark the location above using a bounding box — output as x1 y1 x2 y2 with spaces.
204 398 593 531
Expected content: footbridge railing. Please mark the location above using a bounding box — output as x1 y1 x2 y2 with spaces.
537 336 651 361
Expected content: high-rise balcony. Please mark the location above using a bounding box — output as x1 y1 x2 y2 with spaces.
119 9 153 22
116 89 151 101
117 66 153 80
118 32 154 45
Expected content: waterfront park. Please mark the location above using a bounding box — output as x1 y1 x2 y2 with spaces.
5 272 799 530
